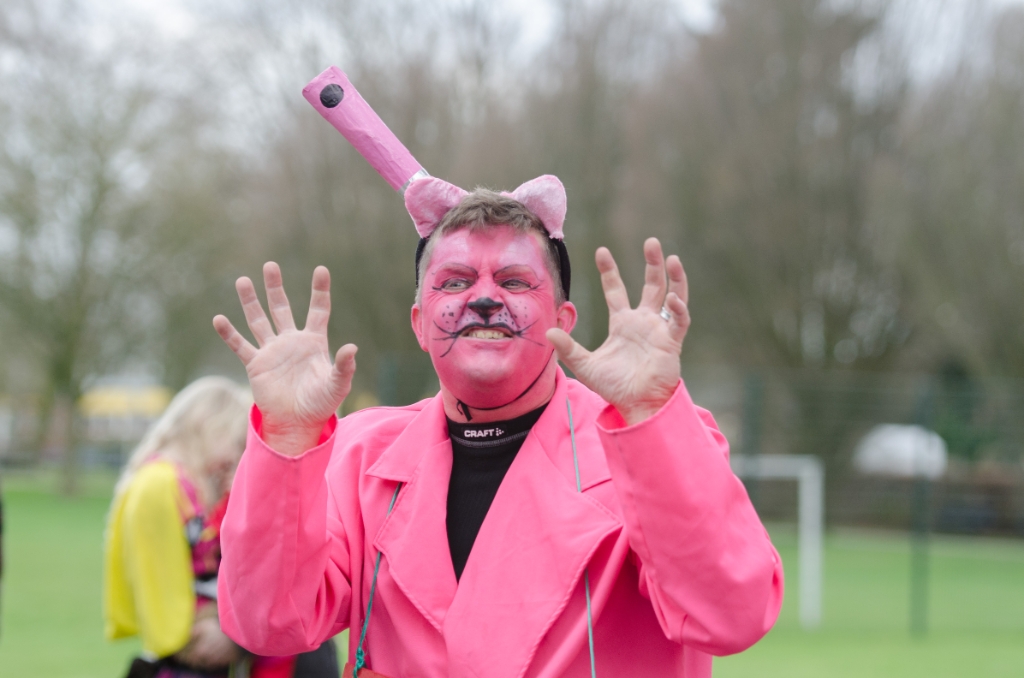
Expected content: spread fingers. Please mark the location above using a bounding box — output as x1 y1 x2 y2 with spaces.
666 254 688 306
236 276 275 346
213 315 258 365
305 266 332 334
596 247 631 313
664 292 690 344
639 238 667 311
263 262 297 333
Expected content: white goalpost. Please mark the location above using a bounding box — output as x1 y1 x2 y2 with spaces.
731 454 824 629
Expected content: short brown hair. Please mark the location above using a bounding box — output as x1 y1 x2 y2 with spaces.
415 189 565 305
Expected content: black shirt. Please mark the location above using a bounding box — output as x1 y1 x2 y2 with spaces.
446 404 547 580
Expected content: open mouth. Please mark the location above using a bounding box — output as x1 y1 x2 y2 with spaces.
460 325 513 340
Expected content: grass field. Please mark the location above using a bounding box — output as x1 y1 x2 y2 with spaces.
716 529 1024 677
1 471 1022 677
1 472 142 676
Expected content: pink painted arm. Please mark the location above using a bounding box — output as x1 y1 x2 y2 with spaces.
596 382 784 656
302 66 426 192
217 407 350 655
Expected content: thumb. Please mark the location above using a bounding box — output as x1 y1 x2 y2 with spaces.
546 328 591 374
329 343 358 402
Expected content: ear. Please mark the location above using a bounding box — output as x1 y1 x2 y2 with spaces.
410 304 429 351
556 300 577 334
405 177 468 238
506 175 567 240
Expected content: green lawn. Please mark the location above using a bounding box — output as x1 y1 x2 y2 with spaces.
0 472 142 677
1 472 1023 677
716 527 1024 677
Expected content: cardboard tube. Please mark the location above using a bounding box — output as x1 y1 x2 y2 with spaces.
302 66 427 192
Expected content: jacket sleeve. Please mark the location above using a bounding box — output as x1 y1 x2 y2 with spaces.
217 406 351 656
596 380 784 656
118 463 196 657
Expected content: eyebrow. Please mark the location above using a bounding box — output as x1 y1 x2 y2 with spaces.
434 264 478 276
494 264 541 277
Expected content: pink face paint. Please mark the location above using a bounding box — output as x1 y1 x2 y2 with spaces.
414 226 563 409
303 66 427 192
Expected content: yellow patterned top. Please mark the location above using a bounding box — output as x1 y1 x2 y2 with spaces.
104 460 196 658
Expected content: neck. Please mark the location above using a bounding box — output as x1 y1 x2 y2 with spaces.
441 359 558 424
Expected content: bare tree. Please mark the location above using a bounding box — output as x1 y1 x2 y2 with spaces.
0 0 244 489
519 0 684 350
898 5 1024 378
627 0 910 370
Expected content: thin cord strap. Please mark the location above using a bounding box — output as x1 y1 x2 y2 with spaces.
567 398 597 678
584 572 596 678
453 349 555 421
353 483 403 678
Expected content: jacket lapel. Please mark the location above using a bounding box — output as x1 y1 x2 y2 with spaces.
442 372 622 678
366 395 458 632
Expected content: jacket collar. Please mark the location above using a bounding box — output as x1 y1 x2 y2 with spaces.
366 369 610 489
366 369 621 676
366 391 449 483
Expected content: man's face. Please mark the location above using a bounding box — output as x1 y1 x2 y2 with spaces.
411 224 576 408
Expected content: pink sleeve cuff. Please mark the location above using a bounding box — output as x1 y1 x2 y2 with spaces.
249 405 338 460
595 380 686 434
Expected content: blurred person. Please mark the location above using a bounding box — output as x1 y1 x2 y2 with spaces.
214 176 783 677
103 376 338 678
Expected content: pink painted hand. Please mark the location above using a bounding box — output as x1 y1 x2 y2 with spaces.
212 263 357 457
546 238 690 426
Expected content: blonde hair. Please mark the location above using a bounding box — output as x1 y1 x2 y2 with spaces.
113 376 251 510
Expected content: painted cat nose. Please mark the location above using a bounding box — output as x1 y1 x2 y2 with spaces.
467 297 503 320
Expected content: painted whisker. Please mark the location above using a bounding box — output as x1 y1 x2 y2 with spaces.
432 321 544 357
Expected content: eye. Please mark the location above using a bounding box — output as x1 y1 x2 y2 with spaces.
500 279 531 291
440 278 472 292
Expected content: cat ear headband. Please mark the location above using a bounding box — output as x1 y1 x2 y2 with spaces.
403 174 566 240
303 66 571 298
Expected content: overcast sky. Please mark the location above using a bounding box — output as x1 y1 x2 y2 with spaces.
83 0 1020 84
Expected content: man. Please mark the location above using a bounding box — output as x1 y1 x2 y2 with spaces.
214 175 783 677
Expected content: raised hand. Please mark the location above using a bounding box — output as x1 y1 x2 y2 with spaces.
175 614 241 670
546 238 689 426
213 263 357 456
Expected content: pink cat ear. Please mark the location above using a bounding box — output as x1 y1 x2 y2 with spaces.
506 175 567 240
405 177 468 238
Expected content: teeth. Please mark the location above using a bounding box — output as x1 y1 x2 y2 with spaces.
466 329 507 339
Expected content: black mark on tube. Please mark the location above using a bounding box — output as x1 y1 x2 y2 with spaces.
320 84 344 108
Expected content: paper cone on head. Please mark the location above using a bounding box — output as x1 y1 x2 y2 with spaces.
302 66 429 192
303 66 571 299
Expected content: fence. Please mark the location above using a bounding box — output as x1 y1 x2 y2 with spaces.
680 365 1024 537
3 357 1023 541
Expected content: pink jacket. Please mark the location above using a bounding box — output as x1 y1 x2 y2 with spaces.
218 370 783 677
